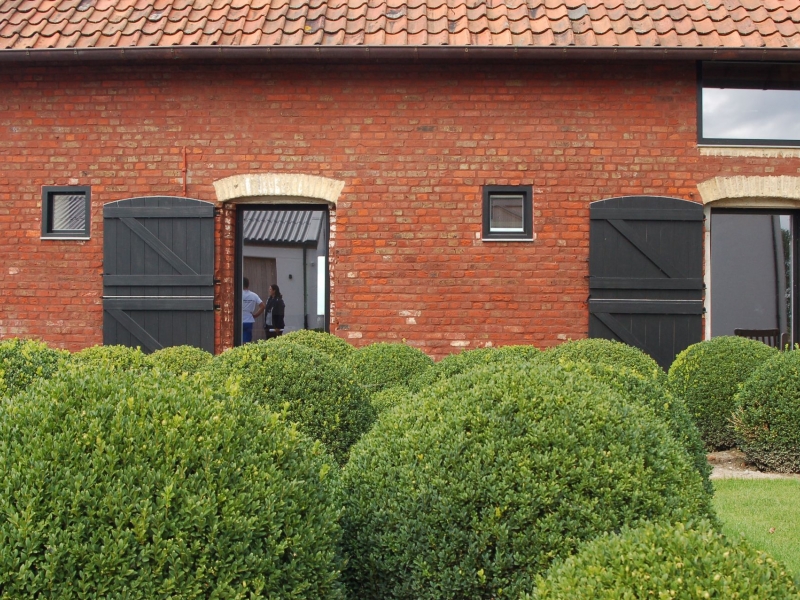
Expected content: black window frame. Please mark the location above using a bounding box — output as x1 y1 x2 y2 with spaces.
41 186 91 239
697 61 800 148
482 185 533 241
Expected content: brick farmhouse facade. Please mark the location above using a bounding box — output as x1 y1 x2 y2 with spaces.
2 1 800 359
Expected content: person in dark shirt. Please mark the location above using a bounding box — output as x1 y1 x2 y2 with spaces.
264 284 285 339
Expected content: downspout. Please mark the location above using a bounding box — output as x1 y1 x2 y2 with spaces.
303 246 308 329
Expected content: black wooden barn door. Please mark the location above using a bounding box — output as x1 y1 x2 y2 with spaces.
589 196 704 370
103 197 215 353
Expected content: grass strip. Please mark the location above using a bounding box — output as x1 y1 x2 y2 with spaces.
713 478 800 578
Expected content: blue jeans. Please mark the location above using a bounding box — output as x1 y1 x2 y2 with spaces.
242 322 253 343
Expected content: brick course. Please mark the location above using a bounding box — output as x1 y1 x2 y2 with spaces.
1 59 798 357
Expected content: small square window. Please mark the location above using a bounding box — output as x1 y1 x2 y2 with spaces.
482 186 533 240
42 186 91 238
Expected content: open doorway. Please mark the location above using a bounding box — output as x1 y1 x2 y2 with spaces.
710 210 795 345
234 205 330 346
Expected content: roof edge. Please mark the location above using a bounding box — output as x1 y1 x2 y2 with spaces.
2 45 800 63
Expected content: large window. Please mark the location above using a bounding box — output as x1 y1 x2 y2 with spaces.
699 62 800 146
711 210 794 346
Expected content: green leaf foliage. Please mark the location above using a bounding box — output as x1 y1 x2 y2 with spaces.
369 385 413 415
268 330 355 360
733 350 800 473
204 341 375 465
540 359 712 495
543 338 664 381
68 344 151 373
407 347 500 392
145 345 213 376
530 521 800 599
408 346 540 393
0 367 345 599
341 362 714 600
668 336 777 451
0 338 68 399
346 343 434 395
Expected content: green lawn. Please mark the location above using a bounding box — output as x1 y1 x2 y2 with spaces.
713 478 800 577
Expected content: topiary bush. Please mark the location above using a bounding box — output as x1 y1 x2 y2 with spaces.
493 344 541 362
668 336 778 451
347 343 434 395
369 385 413 415
407 347 500 392
146 345 213 376
0 367 345 599
543 338 664 381
733 350 800 473
68 344 151 373
553 360 711 495
205 341 375 465
0 338 68 399
269 330 355 361
341 362 714 600
529 520 800 599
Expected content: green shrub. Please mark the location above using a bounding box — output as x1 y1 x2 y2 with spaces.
146 345 213 376
552 360 712 495
668 336 777 450
0 367 345 599
733 350 800 473
0 338 67 398
347 343 433 395
543 338 664 380
369 385 413 415
269 330 355 360
205 341 375 465
68 344 151 373
341 362 714 600
407 347 499 392
493 344 541 362
530 521 800 599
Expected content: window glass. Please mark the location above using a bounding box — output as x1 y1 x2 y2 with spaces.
711 212 792 343
701 62 800 145
51 193 88 232
489 194 525 232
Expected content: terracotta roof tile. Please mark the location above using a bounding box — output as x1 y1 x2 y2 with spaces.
2 0 800 51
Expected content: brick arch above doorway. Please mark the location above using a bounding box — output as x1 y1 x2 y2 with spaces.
698 176 800 209
213 173 345 206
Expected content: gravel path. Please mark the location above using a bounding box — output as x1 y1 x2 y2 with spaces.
708 450 800 480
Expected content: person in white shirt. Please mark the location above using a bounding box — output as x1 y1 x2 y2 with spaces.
242 277 265 343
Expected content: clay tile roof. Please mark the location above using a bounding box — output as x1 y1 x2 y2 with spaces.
1 0 800 54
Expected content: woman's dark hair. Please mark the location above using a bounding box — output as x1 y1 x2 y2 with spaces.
270 284 282 299
243 277 250 289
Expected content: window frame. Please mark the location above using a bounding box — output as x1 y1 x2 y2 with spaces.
697 61 800 148
482 185 533 241
41 186 91 239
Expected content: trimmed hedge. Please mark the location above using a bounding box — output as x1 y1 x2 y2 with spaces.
733 350 800 473
369 385 413 415
531 521 800 599
269 330 355 360
0 367 345 599
347 343 434 395
408 346 540 393
0 338 67 399
205 342 375 465
68 344 151 373
341 362 714 600
554 361 711 494
668 336 778 450
146 345 213 376
407 347 499 392
544 338 664 381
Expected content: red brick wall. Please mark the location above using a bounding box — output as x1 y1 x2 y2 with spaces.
1 59 798 357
